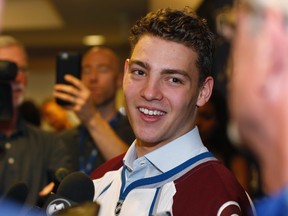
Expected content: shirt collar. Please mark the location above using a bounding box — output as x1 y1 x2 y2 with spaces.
123 127 208 173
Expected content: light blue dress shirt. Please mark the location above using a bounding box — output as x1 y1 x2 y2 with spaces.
123 127 209 190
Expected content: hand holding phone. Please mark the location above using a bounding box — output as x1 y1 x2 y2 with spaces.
55 52 82 106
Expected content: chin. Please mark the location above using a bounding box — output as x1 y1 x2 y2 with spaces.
14 96 24 108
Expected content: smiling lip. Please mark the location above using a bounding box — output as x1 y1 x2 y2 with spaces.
138 107 166 117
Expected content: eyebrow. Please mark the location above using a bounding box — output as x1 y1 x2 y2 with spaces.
129 59 190 79
129 59 150 70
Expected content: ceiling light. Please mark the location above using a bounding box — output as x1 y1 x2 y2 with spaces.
82 35 106 46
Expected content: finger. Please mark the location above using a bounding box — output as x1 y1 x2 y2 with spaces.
64 74 83 89
53 90 77 106
38 182 55 197
54 83 80 98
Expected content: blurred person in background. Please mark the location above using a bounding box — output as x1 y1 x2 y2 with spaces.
18 99 41 127
41 98 78 132
196 88 262 199
196 88 233 163
230 0 288 214
54 46 135 174
0 35 72 205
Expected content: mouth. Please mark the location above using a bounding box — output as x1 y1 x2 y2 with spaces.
138 107 166 116
12 83 24 92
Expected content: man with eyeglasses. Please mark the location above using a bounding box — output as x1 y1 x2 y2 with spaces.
230 0 288 214
0 35 72 206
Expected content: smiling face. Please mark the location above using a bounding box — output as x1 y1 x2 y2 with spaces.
123 35 213 154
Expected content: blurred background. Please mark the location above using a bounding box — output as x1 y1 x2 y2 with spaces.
0 0 206 105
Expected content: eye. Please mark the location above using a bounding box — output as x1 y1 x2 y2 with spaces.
82 67 91 74
132 69 146 76
168 77 183 84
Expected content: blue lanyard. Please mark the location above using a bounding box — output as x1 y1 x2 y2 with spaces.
79 125 96 174
79 112 122 174
114 151 214 215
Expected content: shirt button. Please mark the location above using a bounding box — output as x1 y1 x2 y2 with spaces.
5 142 11 149
8 157 15 165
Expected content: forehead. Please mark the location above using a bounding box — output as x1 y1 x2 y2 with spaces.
0 45 27 66
83 49 115 63
131 35 199 74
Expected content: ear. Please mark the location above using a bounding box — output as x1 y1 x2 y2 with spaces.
123 59 130 82
196 76 214 107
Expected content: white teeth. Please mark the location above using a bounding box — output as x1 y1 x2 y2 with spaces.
139 107 165 116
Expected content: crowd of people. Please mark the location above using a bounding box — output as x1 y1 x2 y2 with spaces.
0 0 288 215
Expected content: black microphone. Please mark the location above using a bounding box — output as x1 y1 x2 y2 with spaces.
43 171 95 216
55 168 70 183
2 181 29 204
0 182 29 215
49 167 71 193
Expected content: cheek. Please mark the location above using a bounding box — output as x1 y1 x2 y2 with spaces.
81 75 90 85
15 73 27 86
169 91 196 115
123 83 135 104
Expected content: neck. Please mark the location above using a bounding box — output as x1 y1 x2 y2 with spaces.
0 113 18 136
97 101 118 122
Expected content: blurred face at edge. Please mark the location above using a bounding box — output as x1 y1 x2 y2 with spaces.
0 45 28 107
229 2 278 152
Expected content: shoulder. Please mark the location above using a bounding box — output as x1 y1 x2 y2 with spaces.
173 160 253 215
90 153 125 179
175 160 245 193
58 125 81 138
24 122 57 139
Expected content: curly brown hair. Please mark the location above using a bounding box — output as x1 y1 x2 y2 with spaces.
129 7 215 84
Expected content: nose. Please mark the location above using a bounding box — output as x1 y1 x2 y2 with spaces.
140 78 163 101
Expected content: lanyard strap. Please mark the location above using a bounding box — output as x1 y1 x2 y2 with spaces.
79 125 97 174
79 112 123 174
115 151 214 215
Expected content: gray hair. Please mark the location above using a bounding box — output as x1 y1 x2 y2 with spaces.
0 35 25 50
251 0 288 17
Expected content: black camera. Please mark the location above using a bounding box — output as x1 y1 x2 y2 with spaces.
0 60 18 121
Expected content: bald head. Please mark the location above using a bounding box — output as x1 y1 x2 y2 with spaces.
81 47 123 109
82 47 120 74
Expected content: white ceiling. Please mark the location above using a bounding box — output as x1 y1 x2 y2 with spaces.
1 0 203 51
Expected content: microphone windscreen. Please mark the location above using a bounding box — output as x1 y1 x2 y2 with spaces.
56 172 94 203
55 168 70 183
43 193 76 216
5 181 29 204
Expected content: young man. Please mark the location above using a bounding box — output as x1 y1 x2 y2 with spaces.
91 8 253 215
54 47 134 174
230 0 288 214
0 35 72 205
